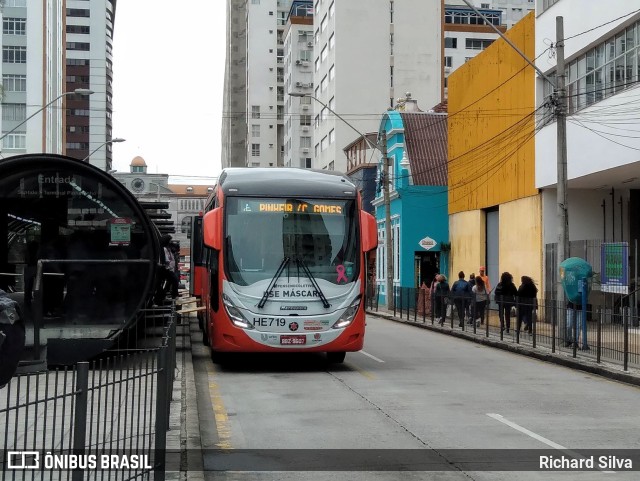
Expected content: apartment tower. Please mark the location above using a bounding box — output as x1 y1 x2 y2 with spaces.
65 0 116 170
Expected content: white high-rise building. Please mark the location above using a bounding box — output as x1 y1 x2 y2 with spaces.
313 0 442 173
283 1 314 169
1 0 65 155
244 0 293 168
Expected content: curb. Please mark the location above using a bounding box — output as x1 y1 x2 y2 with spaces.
367 310 640 388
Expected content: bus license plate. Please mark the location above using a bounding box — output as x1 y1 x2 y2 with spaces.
280 335 306 345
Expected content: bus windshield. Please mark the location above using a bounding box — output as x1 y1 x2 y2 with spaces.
225 197 359 287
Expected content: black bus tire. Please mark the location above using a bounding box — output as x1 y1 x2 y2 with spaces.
326 351 346 363
197 311 204 331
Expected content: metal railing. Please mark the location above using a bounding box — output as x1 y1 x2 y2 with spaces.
367 286 640 371
0 306 178 481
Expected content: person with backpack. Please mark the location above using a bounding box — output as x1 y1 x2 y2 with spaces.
434 274 450 325
517 276 538 333
494 272 518 333
451 271 471 327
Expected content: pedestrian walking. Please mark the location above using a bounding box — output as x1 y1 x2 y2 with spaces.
451 271 471 327
466 273 476 321
478 266 492 293
494 272 517 333
517 275 538 333
434 274 450 325
472 276 489 326
429 273 440 317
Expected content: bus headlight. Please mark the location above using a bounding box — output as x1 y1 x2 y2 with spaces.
332 296 361 329
222 293 254 330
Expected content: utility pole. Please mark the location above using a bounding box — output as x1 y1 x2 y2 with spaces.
382 131 394 311
556 16 569 304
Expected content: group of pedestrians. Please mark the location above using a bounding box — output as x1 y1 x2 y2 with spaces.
430 267 539 333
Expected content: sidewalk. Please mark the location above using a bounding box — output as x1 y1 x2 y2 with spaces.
367 307 640 387
166 316 204 480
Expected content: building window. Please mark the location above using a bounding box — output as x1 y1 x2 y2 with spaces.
315 58 320 72
3 18 26 35
300 114 311 126
4 0 27 6
300 136 311 148
328 161 334 170
329 33 335 50
321 75 328 92
329 1 335 18
329 65 335 81
329 129 335 145
2 104 26 121
66 24 90 34
444 37 457 49
321 136 327 151
444 56 452 67
251 105 260 119
321 14 327 32
329 97 335 111
393 224 400 282
251 124 260 137
315 143 319 157
67 42 91 51
321 45 328 62
251 143 260 156
305 158 312 168
66 142 90 150
2 133 26 149
2 74 26 92
66 8 90 17
465 38 494 50
251 0 260 3
3 46 26 63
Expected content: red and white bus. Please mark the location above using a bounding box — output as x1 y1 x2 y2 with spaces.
200 168 377 363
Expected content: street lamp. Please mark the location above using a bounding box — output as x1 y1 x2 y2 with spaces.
0 88 94 142
81 137 126 162
288 92 395 310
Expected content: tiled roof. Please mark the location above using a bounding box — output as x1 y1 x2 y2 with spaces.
400 112 448 186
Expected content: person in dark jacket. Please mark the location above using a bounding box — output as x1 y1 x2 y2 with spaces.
434 274 450 325
465 273 476 321
494 272 518 333
451 271 471 327
517 276 538 333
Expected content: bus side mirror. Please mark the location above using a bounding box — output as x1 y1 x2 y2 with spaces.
203 208 222 250
360 211 378 252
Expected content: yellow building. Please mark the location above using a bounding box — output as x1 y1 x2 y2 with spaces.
447 12 542 292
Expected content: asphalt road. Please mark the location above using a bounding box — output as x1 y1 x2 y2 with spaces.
192 314 640 480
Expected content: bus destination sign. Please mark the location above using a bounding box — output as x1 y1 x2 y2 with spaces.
241 200 343 215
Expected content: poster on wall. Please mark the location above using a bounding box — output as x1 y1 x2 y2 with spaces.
109 218 132 246
600 242 628 294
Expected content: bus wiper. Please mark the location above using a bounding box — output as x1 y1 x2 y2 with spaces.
296 258 330 309
258 257 290 308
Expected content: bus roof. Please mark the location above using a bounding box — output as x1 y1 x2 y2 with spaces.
217 168 357 199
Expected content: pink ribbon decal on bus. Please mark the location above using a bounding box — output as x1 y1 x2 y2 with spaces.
336 265 348 284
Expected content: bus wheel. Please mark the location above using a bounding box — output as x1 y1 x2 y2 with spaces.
326 351 346 363
210 349 225 364
202 324 209 346
197 311 204 331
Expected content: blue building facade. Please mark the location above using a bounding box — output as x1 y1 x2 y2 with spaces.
374 108 449 305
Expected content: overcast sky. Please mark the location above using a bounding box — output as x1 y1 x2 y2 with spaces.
111 1 225 182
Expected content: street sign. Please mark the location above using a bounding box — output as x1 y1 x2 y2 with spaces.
600 242 629 294
418 236 436 250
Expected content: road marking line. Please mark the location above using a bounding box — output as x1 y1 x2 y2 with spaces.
360 350 385 363
487 413 615 474
206 361 234 450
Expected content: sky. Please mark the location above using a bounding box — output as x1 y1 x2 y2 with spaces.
111 1 226 183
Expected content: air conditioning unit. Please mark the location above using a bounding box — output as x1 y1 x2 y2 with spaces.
307 41 314 47
302 147 310 153
302 104 309 110
295 60 301 65
295 81 303 87
302 126 310 132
